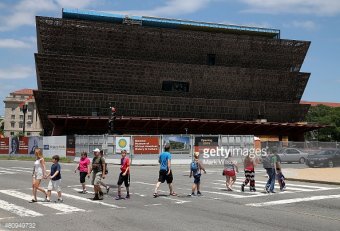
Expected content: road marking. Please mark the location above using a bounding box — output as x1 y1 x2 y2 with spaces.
246 194 340 207
0 190 86 214
10 167 33 170
134 181 154 186
144 203 162 207
0 167 32 173
211 182 312 192
58 192 125 209
0 199 43 217
215 179 333 190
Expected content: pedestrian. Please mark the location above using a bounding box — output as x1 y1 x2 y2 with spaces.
46 155 63 202
275 153 286 191
115 150 130 200
153 143 177 198
241 153 257 192
223 156 238 191
31 148 48 202
74 151 91 194
189 152 206 196
262 150 278 193
99 150 110 194
89 148 106 200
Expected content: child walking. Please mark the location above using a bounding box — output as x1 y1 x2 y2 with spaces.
241 154 257 192
115 150 130 200
189 153 206 196
46 155 63 202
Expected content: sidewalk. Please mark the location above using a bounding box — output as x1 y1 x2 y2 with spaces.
285 167 340 185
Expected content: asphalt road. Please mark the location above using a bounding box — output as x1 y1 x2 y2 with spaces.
0 160 339 231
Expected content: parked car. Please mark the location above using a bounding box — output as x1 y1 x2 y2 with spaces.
277 148 309 164
306 149 340 168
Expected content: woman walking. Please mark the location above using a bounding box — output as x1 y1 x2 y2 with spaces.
74 151 91 194
223 156 238 191
31 148 47 202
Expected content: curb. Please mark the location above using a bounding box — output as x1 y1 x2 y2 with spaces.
286 177 340 186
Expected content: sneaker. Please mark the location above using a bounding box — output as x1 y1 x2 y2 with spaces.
153 193 159 198
57 198 63 203
250 188 256 192
82 190 88 194
190 192 196 197
115 195 123 200
125 194 130 199
106 186 110 194
241 184 245 192
197 191 202 196
270 191 276 193
93 195 100 200
265 187 270 193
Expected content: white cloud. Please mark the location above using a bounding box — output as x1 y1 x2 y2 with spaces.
0 66 35 80
284 20 318 31
240 0 340 16
0 0 96 31
109 0 215 17
0 38 33 49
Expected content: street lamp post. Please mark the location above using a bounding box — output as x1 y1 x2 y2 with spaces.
22 103 28 136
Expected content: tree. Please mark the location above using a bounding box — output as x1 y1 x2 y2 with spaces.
305 105 340 141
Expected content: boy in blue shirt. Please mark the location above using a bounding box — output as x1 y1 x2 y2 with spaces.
153 144 177 197
46 155 63 202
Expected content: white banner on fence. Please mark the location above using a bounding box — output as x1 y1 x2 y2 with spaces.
43 136 67 158
115 137 131 154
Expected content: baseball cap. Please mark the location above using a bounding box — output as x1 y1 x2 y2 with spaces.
93 148 100 152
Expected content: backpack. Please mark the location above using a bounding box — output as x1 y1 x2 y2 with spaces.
190 161 199 174
262 155 273 169
99 157 108 174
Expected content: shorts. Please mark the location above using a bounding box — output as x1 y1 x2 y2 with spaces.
117 173 130 187
224 170 236 177
193 174 201 184
91 172 102 186
48 179 61 192
33 172 43 180
158 170 173 184
80 172 87 184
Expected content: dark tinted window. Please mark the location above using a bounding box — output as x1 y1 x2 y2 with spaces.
207 54 216 66
162 81 189 92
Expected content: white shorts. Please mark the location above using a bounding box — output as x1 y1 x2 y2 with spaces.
48 179 61 192
34 172 43 180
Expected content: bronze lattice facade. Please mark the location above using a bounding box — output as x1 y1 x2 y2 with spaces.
34 9 314 138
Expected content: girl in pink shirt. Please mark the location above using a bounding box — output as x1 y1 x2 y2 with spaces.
75 152 91 194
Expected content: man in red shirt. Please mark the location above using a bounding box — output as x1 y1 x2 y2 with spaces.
115 150 130 200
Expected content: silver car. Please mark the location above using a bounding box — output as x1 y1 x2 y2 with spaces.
277 148 309 164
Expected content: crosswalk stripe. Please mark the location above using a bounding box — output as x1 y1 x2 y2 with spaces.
211 182 312 192
0 199 43 217
0 167 32 173
214 179 332 190
0 170 16 175
60 192 125 209
246 194 340 207
10 167 34 171
0 190 86 214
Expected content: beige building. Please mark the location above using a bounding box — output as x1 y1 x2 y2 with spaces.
3 89 43 137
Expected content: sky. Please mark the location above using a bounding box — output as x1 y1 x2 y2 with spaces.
1 0 340 116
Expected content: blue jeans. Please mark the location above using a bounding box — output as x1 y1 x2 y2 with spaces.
265 168 276 192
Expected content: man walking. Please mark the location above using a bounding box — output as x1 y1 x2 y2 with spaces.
153 144 177 197
262 150 277 193
89 148 106 200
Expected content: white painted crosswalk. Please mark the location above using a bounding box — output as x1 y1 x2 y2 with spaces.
0 180 339 220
